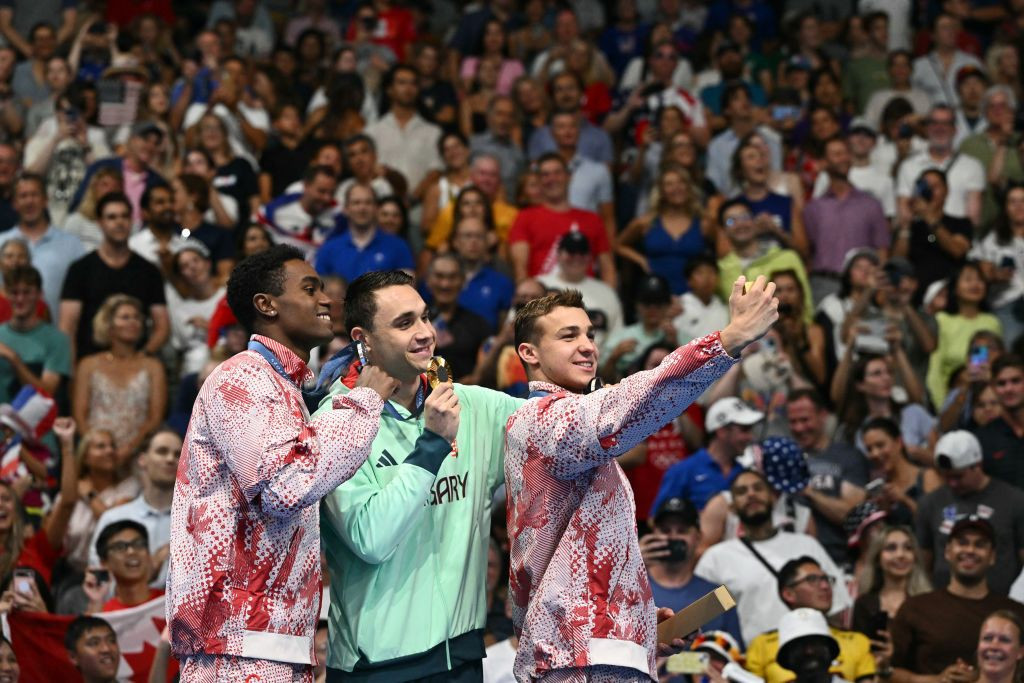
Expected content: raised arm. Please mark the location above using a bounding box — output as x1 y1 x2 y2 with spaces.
521 276 778 479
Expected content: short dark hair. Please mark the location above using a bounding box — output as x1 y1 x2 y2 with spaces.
64 616 115 653
717 197 749 225
303 164 338 185
383 63 418 92
777 556 821 604
535 152 567 171
721 81 751 112
343 133 376 156
786 388 827 410
96 191 132 219
177 173 211 213
683 253 718 279
139 424 180 454
95 519 149 561
4 265 41 290
514 289 585 350
993 353 1024 379
226 244 307 332
14 172 45 195
343 270 415 334
887 49 913 68
140 182 171 212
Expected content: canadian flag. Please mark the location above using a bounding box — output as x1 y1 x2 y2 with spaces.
5 595 177 682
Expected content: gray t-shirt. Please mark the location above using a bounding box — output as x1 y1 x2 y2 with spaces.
916 479 1024 595
806 442 870 564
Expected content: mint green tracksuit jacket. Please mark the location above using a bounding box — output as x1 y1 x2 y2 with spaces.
316 380 522 680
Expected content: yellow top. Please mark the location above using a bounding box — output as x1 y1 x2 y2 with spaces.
425 199 519 250
745 626 876 683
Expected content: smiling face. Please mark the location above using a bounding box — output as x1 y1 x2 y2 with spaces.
0 639 19 682
978 616 1024 680
946 529 996 585
781 561 833 611
260 259 334 350
111 302 145 346
955 264 987 306
857 358 893 400
862 427 903 477
354 284 436 382
786 396 826 451
0 240 27 278
70 625 119 681
994 365 1024 412
519 305 597 392
0 484 15 534
102 527 151 585
878 528 916 581
83 430 117 476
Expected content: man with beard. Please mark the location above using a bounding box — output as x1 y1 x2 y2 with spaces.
890 515 1024 682
695 469 851 644
128 184 187 278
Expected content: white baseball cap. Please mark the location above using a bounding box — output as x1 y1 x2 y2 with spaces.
777 608 839 670
934 430 982 470
705 397 764 432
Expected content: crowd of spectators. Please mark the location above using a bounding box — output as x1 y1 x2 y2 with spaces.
3 0 1024 681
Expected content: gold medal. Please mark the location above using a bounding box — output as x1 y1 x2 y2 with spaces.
427 356 452 389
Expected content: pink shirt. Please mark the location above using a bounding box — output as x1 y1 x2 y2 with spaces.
122 167 147 225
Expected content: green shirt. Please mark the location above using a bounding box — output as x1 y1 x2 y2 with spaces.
926 311 1002 408
317 381 522 676
717 247 814 320
0 322 70 403
959 132 1023 231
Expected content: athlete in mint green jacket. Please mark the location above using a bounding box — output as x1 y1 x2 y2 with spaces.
315 271 522 682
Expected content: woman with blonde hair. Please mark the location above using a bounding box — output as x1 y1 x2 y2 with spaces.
71 295 166 467
853 526 932 646
977 610 1024 683
615 162 710 296
62 168 124 251
57 427 139 572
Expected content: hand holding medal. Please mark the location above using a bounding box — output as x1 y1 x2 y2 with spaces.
426 356 459 457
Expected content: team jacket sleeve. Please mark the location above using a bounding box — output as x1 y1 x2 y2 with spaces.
322 430 452 565
525 332 737 480
206 367 385 518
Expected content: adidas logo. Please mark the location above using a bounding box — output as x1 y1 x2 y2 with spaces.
375 450 398 468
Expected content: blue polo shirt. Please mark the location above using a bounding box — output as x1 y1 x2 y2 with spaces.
650 448 742 517
0 225 85 315
314 228 414 283
459 266 513 329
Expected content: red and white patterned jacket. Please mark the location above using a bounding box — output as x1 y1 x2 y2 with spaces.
504 333 737 681
167 335 384 666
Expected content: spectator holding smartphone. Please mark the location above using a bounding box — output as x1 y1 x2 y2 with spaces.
852 525 933 662
638 497 744 647
85 520 160 613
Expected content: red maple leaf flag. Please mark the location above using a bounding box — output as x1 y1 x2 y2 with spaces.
6 595 177 683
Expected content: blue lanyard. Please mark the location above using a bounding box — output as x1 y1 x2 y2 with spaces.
382 379 426 421
248 340 300 389
528 389 552 400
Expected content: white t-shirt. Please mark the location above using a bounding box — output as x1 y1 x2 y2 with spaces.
165 283 224 374
538 271 624 350
968 232 1024 308
895 150 985 219
859 0 912 51
911 51 983 106
694 530 852 643
482 639 518 683
870 135 928 176
673 292 729 343
619 57 694 92
812 164 897 217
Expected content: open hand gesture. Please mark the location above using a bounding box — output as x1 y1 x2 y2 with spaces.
720 275 779 357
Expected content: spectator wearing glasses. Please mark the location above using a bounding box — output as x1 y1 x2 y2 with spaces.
896 105 985 229
746 556 876 683
85 520 161 613
695 469 851 644
716 198 812 314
